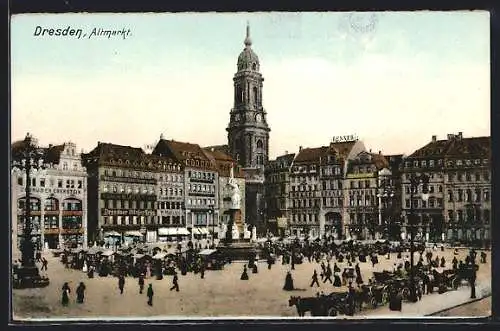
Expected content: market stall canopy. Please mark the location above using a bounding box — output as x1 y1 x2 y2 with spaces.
125 231 143 237
101 250 115 257
153 252 167 260
86 247 103 255
104 231 121 237
158 227 191 236
196 228 209 235
198 249 217 256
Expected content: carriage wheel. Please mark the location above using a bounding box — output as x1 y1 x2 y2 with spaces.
401 287 410 300
382 292 389 304
328 307 338 316
370 296 378 309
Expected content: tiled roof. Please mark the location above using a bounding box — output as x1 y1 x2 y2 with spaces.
409 136 490 159
153 139 215 170
330 141 357 159
44 144 66 164
294 146 329 163
204 144 230 155
202 148 244 178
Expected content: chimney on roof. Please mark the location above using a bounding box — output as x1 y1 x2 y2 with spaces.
458 132 463 139
432 135 437 142
48 144 53 148
447 134 454 140
378 151 381 155
299 146 303 151
211 147 215 152
369 149 372 153
285 150 288 155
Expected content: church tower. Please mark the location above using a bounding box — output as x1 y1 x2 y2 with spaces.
226 23 270 232
227 23 270 170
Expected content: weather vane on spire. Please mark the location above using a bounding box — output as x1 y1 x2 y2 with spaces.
244 21 252 47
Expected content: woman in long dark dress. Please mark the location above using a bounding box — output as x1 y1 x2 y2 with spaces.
283 271 294 291
76 282 86 303
61 282 71 306
333 272 342 287
240 264 249 280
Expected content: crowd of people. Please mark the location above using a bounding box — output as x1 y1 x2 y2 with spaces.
44 236 488 313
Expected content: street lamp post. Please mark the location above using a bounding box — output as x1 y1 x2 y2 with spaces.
12 133 49 288
408 173 429 302
378 168 395 240
208 205 215 248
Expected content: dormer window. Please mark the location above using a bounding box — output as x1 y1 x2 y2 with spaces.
63 162 68 170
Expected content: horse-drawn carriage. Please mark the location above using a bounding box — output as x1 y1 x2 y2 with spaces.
12 266 50 289
288 292 350 317
372 270 422 301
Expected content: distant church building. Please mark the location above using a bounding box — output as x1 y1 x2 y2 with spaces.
226 24 270 232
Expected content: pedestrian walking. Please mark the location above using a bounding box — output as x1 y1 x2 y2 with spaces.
61 282 71 306
323 264 333 284
267 256 273 270
76 282 86 303
41 257 48 271
200 264 205 279
138 273 145 294
283 271 294 291
170 273 180 292
440 257 446 268
252 263 258 274
118 275 125 294
310 270 320 287
240 264 249 280
147 284 154 306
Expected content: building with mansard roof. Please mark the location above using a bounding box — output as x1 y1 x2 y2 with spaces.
152 138 218 240
344 151 389 240
264 152 295 236
11 139 88 251
82 142 172 243
401 132 490 246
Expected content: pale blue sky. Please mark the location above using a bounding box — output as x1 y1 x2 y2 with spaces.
11 12 490 158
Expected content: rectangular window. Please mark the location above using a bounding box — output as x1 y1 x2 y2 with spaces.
484 190 490 201
17 177 23 186
40 178 45 187
78 180 82 188
32 178 36 187
70 180 75 188
66 180 71 188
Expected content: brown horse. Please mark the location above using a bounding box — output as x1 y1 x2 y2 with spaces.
288 296 321 317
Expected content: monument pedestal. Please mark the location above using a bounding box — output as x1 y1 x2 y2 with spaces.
219 209 258 260
13 265 50 289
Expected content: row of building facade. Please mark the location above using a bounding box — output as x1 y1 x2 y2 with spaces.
265 132 491 246
11 136 245 250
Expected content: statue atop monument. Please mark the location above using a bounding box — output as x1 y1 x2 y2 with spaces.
228 164 241 210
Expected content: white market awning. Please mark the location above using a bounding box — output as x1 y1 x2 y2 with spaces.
158 227 190 236
198 249 217 256
197 228 209 235
125 231 143 237
153 252 167 260
101 250 115 257
104 231 121 237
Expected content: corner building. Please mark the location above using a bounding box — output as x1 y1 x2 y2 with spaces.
11 140 88 250
402 132 491 246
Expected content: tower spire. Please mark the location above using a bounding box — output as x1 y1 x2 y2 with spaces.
244 21 252 47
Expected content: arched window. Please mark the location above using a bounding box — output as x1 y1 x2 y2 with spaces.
252 63 257 70
256 139 263 149
253 86 258 105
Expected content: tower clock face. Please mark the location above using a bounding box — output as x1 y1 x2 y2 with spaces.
256 114 262 122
